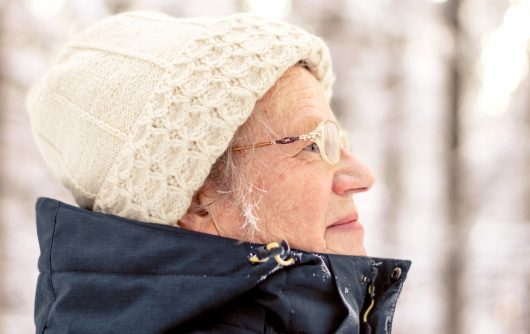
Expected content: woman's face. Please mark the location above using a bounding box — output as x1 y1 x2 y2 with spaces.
184 66 375 256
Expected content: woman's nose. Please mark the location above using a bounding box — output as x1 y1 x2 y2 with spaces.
332 148 375 195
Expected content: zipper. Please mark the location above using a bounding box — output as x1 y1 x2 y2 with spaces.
361 279 376 334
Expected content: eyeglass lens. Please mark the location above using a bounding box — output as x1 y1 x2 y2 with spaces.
323 122 340 163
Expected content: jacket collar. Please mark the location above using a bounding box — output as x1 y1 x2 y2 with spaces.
35 197 411 333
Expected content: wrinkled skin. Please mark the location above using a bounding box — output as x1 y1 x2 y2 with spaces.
179 66 375 256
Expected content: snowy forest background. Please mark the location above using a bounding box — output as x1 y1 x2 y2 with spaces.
1 0 529 333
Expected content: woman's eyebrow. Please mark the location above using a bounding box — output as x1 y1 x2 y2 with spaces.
300 116 325 132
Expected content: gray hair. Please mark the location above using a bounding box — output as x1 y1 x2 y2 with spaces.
187 106 276 240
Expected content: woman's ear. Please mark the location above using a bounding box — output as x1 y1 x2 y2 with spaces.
178 180 220 235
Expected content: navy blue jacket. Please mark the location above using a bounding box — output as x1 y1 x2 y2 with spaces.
34 197 411 333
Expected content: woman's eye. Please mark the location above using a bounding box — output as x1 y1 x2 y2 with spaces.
303 142 320 153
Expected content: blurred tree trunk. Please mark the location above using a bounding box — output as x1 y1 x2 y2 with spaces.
526 76 530 222
0 2 6 330
445 1 465 334
382 33 405 247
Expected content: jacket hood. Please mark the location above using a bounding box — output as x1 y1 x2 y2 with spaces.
35 197 411 334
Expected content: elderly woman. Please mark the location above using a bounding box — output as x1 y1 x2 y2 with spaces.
27 11 410 334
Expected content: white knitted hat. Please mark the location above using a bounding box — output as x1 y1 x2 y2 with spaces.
27 11 334 225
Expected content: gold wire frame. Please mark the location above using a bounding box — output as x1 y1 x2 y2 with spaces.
230 120 347 165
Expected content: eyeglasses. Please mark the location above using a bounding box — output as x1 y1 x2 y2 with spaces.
231 120 351 165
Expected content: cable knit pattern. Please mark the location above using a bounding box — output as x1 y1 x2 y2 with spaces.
27 11 334 226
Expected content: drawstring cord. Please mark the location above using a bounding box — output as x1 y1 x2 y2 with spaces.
362 263 379 334
248 240 295 267
362 283 376 323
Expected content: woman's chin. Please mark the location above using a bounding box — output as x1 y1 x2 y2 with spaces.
330 245 367 256
323 230 367 255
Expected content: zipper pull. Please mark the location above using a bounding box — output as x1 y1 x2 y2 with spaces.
362 282 376 334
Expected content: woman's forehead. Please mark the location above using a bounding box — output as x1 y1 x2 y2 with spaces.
261 66 337 134
278 95 335 132
272 113 338 138
301 115 330 130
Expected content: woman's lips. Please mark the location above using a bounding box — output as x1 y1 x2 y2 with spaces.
329 214 363 230
328 220 364 230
